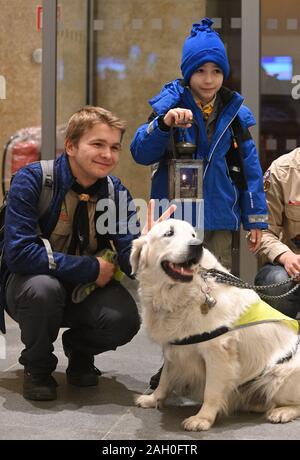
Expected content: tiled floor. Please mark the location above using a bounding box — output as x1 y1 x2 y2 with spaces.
0 279 300 440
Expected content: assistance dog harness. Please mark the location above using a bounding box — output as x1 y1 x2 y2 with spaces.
170 269 300 365
171 298 299 345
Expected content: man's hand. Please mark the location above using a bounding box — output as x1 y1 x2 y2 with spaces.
163 108 193 128
142 199 177 235
278 251 300 278
247 229 262 253
95 257 115 287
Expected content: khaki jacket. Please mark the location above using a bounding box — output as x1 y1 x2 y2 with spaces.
49 189 98 255
258 148 300 264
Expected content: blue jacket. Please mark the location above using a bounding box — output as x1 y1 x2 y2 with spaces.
0 153 139 333
131 80 268 231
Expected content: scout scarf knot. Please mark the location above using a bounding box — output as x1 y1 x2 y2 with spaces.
68 179 103 255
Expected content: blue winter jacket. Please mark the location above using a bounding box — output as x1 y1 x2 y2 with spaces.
131 80 268 231
0 153 139 333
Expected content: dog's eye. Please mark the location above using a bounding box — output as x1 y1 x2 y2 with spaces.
192 233 196 238
164 229 174 237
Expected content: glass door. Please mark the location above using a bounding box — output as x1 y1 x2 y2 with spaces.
92 0 207 201
56 0 89 155
206 0 242 275
260 0 300 172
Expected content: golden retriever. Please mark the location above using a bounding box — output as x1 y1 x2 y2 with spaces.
130 219 300 431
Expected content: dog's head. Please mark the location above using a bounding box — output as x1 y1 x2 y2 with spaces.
130 219 203 283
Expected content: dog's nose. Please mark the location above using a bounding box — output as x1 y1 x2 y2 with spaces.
188 239 203 263
189 238 202 247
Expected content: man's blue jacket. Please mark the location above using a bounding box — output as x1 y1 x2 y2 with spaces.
131 80 268 232
0 153 139 333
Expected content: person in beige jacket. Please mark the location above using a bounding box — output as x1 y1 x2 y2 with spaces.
255 148 300 317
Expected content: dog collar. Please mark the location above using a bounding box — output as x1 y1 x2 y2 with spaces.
170 300 299 346
170 326 229 345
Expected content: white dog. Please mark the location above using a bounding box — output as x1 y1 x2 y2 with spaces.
130 219 300 431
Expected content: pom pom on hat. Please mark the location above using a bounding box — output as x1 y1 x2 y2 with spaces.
181 17 230 83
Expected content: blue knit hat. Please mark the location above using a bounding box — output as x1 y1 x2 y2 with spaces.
181 18 230 84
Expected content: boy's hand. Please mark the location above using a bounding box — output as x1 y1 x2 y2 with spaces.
142 199 177 235
163 108 193 128
95 257 115 287
246 229 262 253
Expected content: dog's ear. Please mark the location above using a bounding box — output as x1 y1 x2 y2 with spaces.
130 236 148 275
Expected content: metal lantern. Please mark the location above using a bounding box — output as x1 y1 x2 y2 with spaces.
168 126 204 231
168 128 203 201
168 158 203 201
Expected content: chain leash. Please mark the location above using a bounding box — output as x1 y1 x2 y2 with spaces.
200 269 300 300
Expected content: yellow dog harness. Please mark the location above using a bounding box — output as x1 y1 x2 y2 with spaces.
171 299 299 346
234 299 299 334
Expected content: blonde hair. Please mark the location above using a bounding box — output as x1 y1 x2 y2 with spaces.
65 106 127 147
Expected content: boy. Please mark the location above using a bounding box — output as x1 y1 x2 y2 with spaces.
131 17 268 271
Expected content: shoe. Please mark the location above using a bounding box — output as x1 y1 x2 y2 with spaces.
149 366 163 390
64 345 101 387
23 371 58 401
66 364 101 387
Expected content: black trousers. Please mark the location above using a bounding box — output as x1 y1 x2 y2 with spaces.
5 274 140 375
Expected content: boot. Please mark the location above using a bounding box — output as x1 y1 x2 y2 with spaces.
23 371 58 401
64 345 101 387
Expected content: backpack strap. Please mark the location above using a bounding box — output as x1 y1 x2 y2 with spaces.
225 116 250 191
39 159 55 217
231 116 252 142
38 159 56 270
107 176 115 201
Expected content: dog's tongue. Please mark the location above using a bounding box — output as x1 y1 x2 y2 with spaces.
170 263 194 275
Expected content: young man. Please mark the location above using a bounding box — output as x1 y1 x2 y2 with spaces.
131 17 268 271
2 106 141 401
255 148 300 318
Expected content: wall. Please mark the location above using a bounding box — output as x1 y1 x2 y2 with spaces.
0 0 88 199
0 0 42 199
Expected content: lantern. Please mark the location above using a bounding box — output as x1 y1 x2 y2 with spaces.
168 124 204 231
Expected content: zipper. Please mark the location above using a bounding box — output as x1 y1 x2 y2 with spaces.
203 102 243 179
225 162 239 230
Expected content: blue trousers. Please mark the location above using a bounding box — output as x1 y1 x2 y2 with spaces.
254 264 300 318
5 274 140 375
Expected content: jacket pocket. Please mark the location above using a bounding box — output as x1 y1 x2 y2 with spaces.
285 204 300 222
49 221 72 253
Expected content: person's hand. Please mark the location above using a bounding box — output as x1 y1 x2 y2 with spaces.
95 257 115 287
246 229 262 253
163 108 193 128
278 251 300 279
142 199 177 235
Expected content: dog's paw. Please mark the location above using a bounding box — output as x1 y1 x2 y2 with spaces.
267 406 300 424
135 394 163 409
182 415 212 431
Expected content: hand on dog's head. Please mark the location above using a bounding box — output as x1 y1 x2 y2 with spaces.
130 219 203 283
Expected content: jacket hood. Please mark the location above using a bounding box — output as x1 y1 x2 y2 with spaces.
149 79 186 115
149 80 251 126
